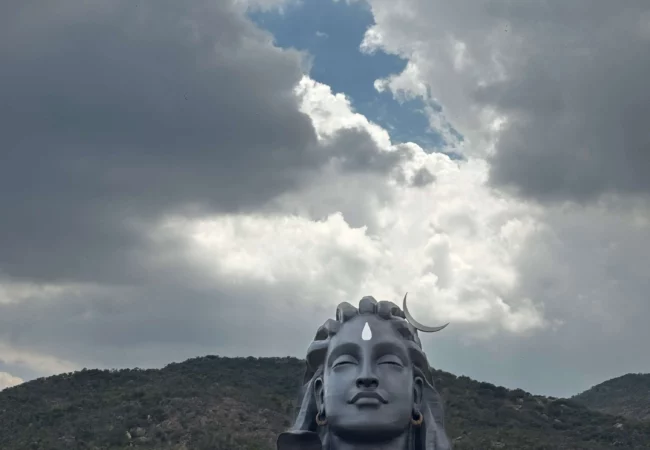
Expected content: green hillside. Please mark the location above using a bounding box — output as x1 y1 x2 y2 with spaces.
1 356 649 449
573 373 650 422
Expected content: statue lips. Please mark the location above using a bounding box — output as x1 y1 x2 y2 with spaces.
349 390 388 406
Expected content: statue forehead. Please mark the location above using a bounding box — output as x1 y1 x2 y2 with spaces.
329 314 401 344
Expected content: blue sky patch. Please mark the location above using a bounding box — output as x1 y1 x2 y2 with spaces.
249 0 450 151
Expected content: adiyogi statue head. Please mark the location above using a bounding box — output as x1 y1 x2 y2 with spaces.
277 294 451 450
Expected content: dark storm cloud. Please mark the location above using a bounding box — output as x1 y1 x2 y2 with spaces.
411 167 436 187
0 0 401 283
480 1 650 202
0 272 331 378
1 0 313 282
321 127 408 172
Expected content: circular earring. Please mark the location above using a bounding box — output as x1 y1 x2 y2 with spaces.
316 409 328 426
411 409 423 426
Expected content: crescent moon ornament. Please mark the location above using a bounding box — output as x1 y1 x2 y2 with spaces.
402 292 449 333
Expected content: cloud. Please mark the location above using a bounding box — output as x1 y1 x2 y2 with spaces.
355 0 650 395
0 76 549 389
411 167 436 187
1 0 650 400
0 341 75 376
362 0 650 202
0 0 406 378
0 0 403 284
0 372 23 391
0 0 408 382
235 0 297 12
502 196 650 394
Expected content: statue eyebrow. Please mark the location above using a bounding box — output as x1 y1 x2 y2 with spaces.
372 341 408 362
327 342 360 365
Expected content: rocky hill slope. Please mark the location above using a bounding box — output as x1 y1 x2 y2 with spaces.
573 373 650 422
1 356 649 449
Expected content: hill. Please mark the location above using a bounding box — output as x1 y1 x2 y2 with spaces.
573 373 650 422
1 356 650 449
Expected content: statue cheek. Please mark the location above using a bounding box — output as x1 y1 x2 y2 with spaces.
323 378 350 406
380 367 411 386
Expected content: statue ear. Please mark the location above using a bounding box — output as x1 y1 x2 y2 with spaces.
413 376 424 407
314 376 325 410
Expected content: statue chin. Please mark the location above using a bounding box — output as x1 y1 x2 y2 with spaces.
328 413 410 443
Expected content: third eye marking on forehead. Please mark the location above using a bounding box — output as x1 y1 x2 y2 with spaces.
361 322 372 341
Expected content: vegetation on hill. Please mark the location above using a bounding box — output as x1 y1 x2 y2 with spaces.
573 373 650 422
1 356 649 449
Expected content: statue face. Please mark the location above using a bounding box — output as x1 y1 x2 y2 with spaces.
320 314 416 442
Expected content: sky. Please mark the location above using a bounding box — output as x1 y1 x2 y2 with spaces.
1 0 649 398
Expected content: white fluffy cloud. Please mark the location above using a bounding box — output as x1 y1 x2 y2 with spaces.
156 78 548 334
0 372 23 391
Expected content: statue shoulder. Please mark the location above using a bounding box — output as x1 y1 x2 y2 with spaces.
277 431 323 450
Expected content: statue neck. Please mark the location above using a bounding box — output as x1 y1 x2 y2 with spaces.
327 433 409 450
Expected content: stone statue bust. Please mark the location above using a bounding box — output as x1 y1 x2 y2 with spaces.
277 295 452 450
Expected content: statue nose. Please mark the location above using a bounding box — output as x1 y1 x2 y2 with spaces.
356 375 379 389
